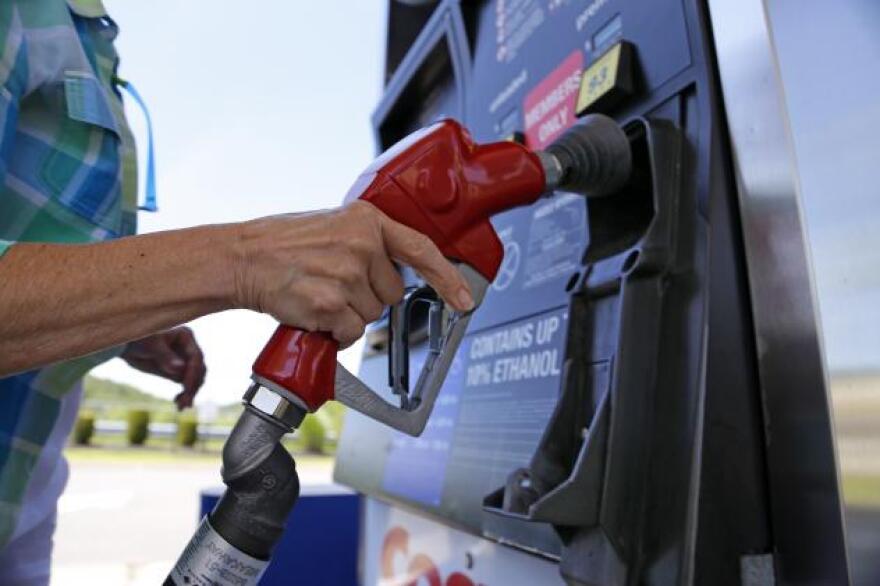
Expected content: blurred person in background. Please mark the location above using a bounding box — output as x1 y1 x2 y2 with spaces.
0 1 473 584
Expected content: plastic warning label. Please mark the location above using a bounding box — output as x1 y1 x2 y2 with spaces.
523 50 583 149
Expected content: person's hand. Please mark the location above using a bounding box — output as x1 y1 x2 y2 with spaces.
232 201 474 347
121 327 206 410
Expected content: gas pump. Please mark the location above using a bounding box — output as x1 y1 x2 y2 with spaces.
333 1 849 585
165 111 633 584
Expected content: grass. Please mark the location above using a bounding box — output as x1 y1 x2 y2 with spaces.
66 445 222 464
842 474 880 507
65 445 336 471
76 432 227 451
66 432 336 465
66 442 336 467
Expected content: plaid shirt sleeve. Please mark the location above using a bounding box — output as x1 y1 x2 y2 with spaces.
0 2 27 259
0 0 141 549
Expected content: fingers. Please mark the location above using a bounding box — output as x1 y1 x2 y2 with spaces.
330 251 386 325
369 255 405 306
123 336 185 380
247 201 474 349
158 345 186 382
303 305 364 348
169 327 206 410
378 212 474 312
321 306 365 349
287 278 366 348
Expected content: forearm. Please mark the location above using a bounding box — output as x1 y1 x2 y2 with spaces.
0 203 474 376
0 224 240 375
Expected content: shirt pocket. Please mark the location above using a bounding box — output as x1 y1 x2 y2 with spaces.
40 70 124 236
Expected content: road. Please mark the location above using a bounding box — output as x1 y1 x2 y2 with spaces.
52 455 334 585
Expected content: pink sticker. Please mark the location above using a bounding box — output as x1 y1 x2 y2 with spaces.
523 51 584 150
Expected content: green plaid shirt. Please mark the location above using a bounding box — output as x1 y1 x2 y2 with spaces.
0 0 138 545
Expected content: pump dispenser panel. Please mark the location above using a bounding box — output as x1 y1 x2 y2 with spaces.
335 1 783 584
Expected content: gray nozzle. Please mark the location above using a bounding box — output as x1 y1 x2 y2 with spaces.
540 114 632 197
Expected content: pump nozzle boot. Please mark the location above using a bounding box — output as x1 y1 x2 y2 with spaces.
539 113 633 197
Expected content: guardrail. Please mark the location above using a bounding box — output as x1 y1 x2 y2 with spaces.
94 420 233 440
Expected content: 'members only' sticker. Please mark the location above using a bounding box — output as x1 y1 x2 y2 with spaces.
523 50 583 149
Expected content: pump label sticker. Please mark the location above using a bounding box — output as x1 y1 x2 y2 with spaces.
435 308 568 525
523 193 586 288
523 50 583 149
496 0 545 63
169 518 268 586
380 309 568 517
491 225 521 292
465 313 564 387
363 500 566 586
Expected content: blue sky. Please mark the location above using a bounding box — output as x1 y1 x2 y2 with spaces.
94 2 387 405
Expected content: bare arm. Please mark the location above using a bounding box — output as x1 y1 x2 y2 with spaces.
0 202 474 376
0 224 235 373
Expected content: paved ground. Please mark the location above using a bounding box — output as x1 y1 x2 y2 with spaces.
46 375 880 586
51 455 334 585
848 507 880 586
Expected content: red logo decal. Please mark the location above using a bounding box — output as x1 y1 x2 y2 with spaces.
381 526 479 586
523 51 584 149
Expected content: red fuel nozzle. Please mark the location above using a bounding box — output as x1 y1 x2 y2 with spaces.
344 119 548 281
252 328 338 412
252 115 632 423
252 119 548 412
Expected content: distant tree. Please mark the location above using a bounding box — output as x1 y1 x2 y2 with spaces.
127 410 150 446
297 415 327 454
73 412 96 446
176 416 199 448
318 402 347 440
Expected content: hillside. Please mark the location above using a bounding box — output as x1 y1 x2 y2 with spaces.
82 375 240 423
82 375 347 432
84 375 168 407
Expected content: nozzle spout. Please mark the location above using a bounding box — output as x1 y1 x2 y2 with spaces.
539 114 632 197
